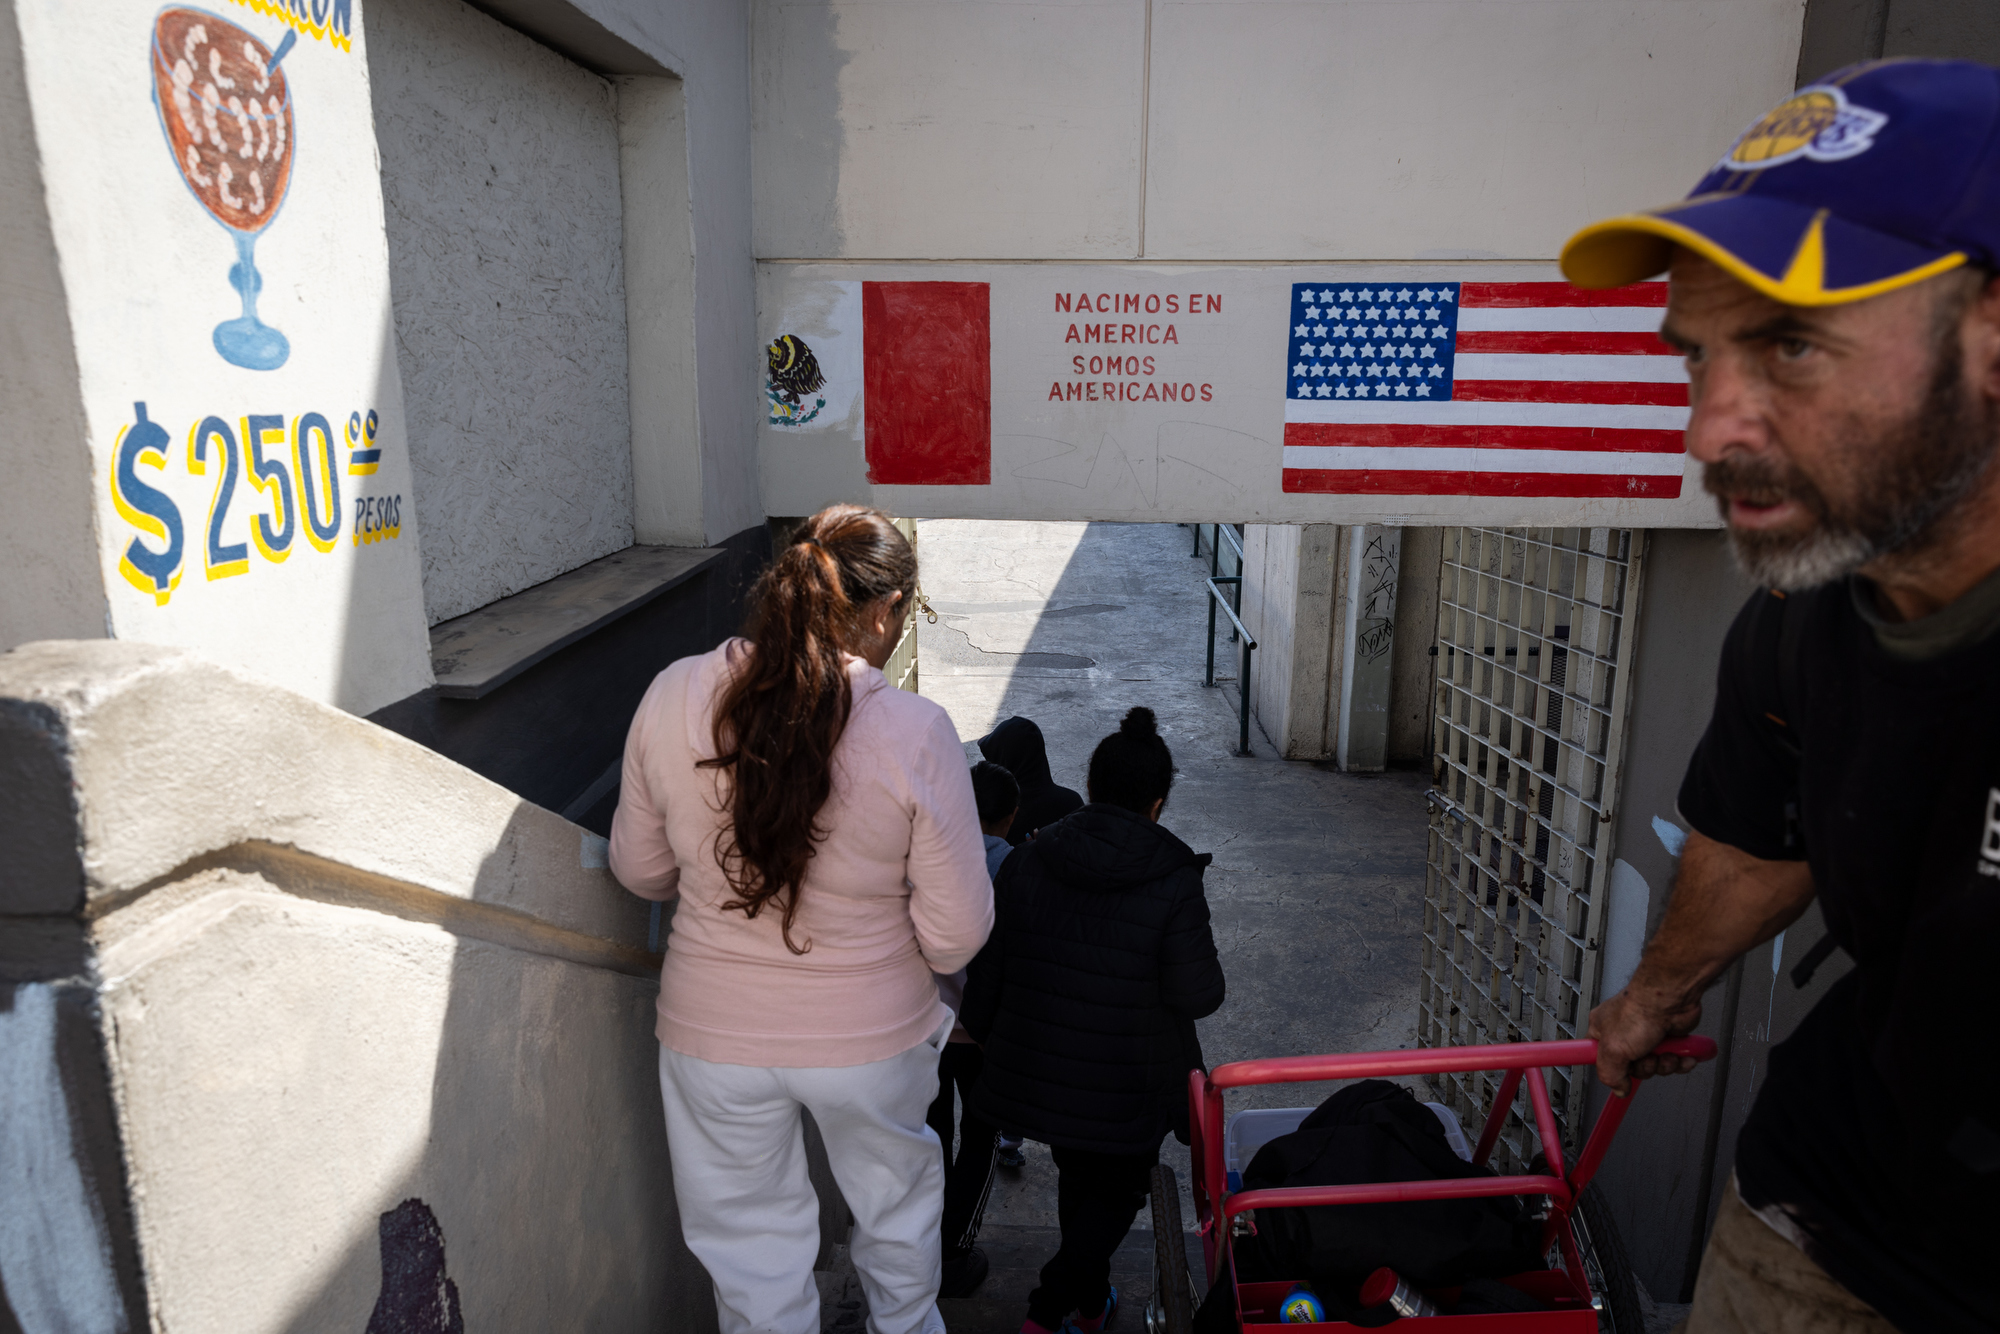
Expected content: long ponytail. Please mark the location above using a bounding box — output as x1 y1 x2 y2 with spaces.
700 506 917 953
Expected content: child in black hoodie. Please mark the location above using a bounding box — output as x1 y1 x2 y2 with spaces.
962 707 1225 1334
978 715 1084 845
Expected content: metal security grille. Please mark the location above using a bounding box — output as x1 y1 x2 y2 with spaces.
1418 527 1645 1167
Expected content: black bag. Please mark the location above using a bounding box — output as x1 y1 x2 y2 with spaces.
1224 1081 1544 1322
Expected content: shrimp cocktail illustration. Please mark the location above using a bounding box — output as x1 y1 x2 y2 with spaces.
151 9 297 370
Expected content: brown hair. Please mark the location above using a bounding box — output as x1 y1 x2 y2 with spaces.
700 506 917 953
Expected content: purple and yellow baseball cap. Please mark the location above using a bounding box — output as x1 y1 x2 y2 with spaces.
1561 60 2000 304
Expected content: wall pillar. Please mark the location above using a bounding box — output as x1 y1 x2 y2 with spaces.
1333 525 1400 772
619 74 706 548
1241 524 1339 759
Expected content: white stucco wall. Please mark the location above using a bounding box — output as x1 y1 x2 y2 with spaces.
752 0 1146 259
759 260 1719 527
751 0 1804 262
1144 0 1805 260
12 0 434 715
370 0 635 624
0 0 107 652
567 0 764 546
0 639 710 1330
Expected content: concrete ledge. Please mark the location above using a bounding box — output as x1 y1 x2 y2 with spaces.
0 640 645 947
428 543 725 699
0 639 713 1331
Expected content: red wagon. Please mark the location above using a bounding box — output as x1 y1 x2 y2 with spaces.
1142 1037 1717 1333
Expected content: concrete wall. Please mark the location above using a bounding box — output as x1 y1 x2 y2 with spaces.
2 0 762 721
1241 523 1337 760
749 4 1798 527
758 260 1717 528
370 523 774 834
1240 523 1440 764
0 640 720 1330
0 0 106 656
409 0 766 550
8 0 435 715
1387 527 1444 767
1799 0 2000 82
751 0 1145 260
370 0 636 625
620 73 708 549
546 0 763 547
752 0 1802 263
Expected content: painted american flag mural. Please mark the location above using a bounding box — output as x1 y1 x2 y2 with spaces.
1280 281 1688 497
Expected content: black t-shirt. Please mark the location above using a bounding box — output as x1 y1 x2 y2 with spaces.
1679 586 1998 1333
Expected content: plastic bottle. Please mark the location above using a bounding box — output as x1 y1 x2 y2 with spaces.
1358 1267 1439 1318
1278 1284 1324 1323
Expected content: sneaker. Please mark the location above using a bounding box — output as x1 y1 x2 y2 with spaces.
941 1247 990 1299
996 1136 1026 1170
1063 1287 1117 1334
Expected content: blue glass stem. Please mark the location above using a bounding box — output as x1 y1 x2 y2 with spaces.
213 229 290 371
232 230 261 322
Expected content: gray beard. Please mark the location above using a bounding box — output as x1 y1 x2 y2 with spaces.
1708 341 1998 591
1726 524 1876 591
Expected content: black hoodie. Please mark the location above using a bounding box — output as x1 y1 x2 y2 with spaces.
977 716 1083 845
962 803 1226 1154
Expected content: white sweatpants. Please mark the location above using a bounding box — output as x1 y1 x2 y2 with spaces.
657 1022 950 1334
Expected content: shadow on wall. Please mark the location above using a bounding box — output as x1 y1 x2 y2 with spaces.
259 805 717 1333
752 0 847 260
364 524 772 838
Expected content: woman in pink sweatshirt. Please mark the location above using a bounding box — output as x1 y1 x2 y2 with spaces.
610 505 994 1334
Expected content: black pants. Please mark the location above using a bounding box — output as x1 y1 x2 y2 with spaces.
926 1042 998 1258
1025 1143 1161 1330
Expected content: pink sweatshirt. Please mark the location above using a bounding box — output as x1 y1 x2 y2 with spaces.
609 640 994 1067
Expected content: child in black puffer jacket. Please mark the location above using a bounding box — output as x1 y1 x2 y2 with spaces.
962 707 1226 1334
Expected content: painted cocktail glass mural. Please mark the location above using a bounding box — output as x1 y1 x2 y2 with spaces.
151 9 297 370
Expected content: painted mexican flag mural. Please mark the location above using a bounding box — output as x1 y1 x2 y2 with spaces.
758 265 1710 528
764 280 994 485
14 0 430 712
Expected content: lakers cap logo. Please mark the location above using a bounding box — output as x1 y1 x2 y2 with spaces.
1721 85 1888 170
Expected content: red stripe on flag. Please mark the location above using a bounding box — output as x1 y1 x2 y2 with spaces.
863 281 991 485
1283 422 1686 454
1452 380 1688 406
1281 468 1684 498
1454 330 1676 356
1459 282 1669 308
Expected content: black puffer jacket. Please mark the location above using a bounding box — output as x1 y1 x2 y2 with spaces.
962 803 1226 1154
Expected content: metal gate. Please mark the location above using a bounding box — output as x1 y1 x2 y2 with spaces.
1418 527 1646 1167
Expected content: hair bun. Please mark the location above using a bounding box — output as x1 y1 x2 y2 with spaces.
1119 706 1158 738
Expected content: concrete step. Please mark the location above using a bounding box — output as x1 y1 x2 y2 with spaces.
934 1224 1209 1334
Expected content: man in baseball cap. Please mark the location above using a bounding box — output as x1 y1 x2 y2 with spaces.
1566 61 1998 1333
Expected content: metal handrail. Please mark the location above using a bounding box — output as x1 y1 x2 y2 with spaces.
1205 578 1255 647
1204 576 1256 757
1192 523 1244 641
1218 523 1244 561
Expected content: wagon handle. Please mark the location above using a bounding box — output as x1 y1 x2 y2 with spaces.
1204 1035 1716 1090
1186 1035 1719 1283
1566 1036 1715 1200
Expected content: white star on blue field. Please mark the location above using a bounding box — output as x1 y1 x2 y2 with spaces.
1287 283 1462 399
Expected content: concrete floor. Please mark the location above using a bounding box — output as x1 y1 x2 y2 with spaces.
911 520 1434 1332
